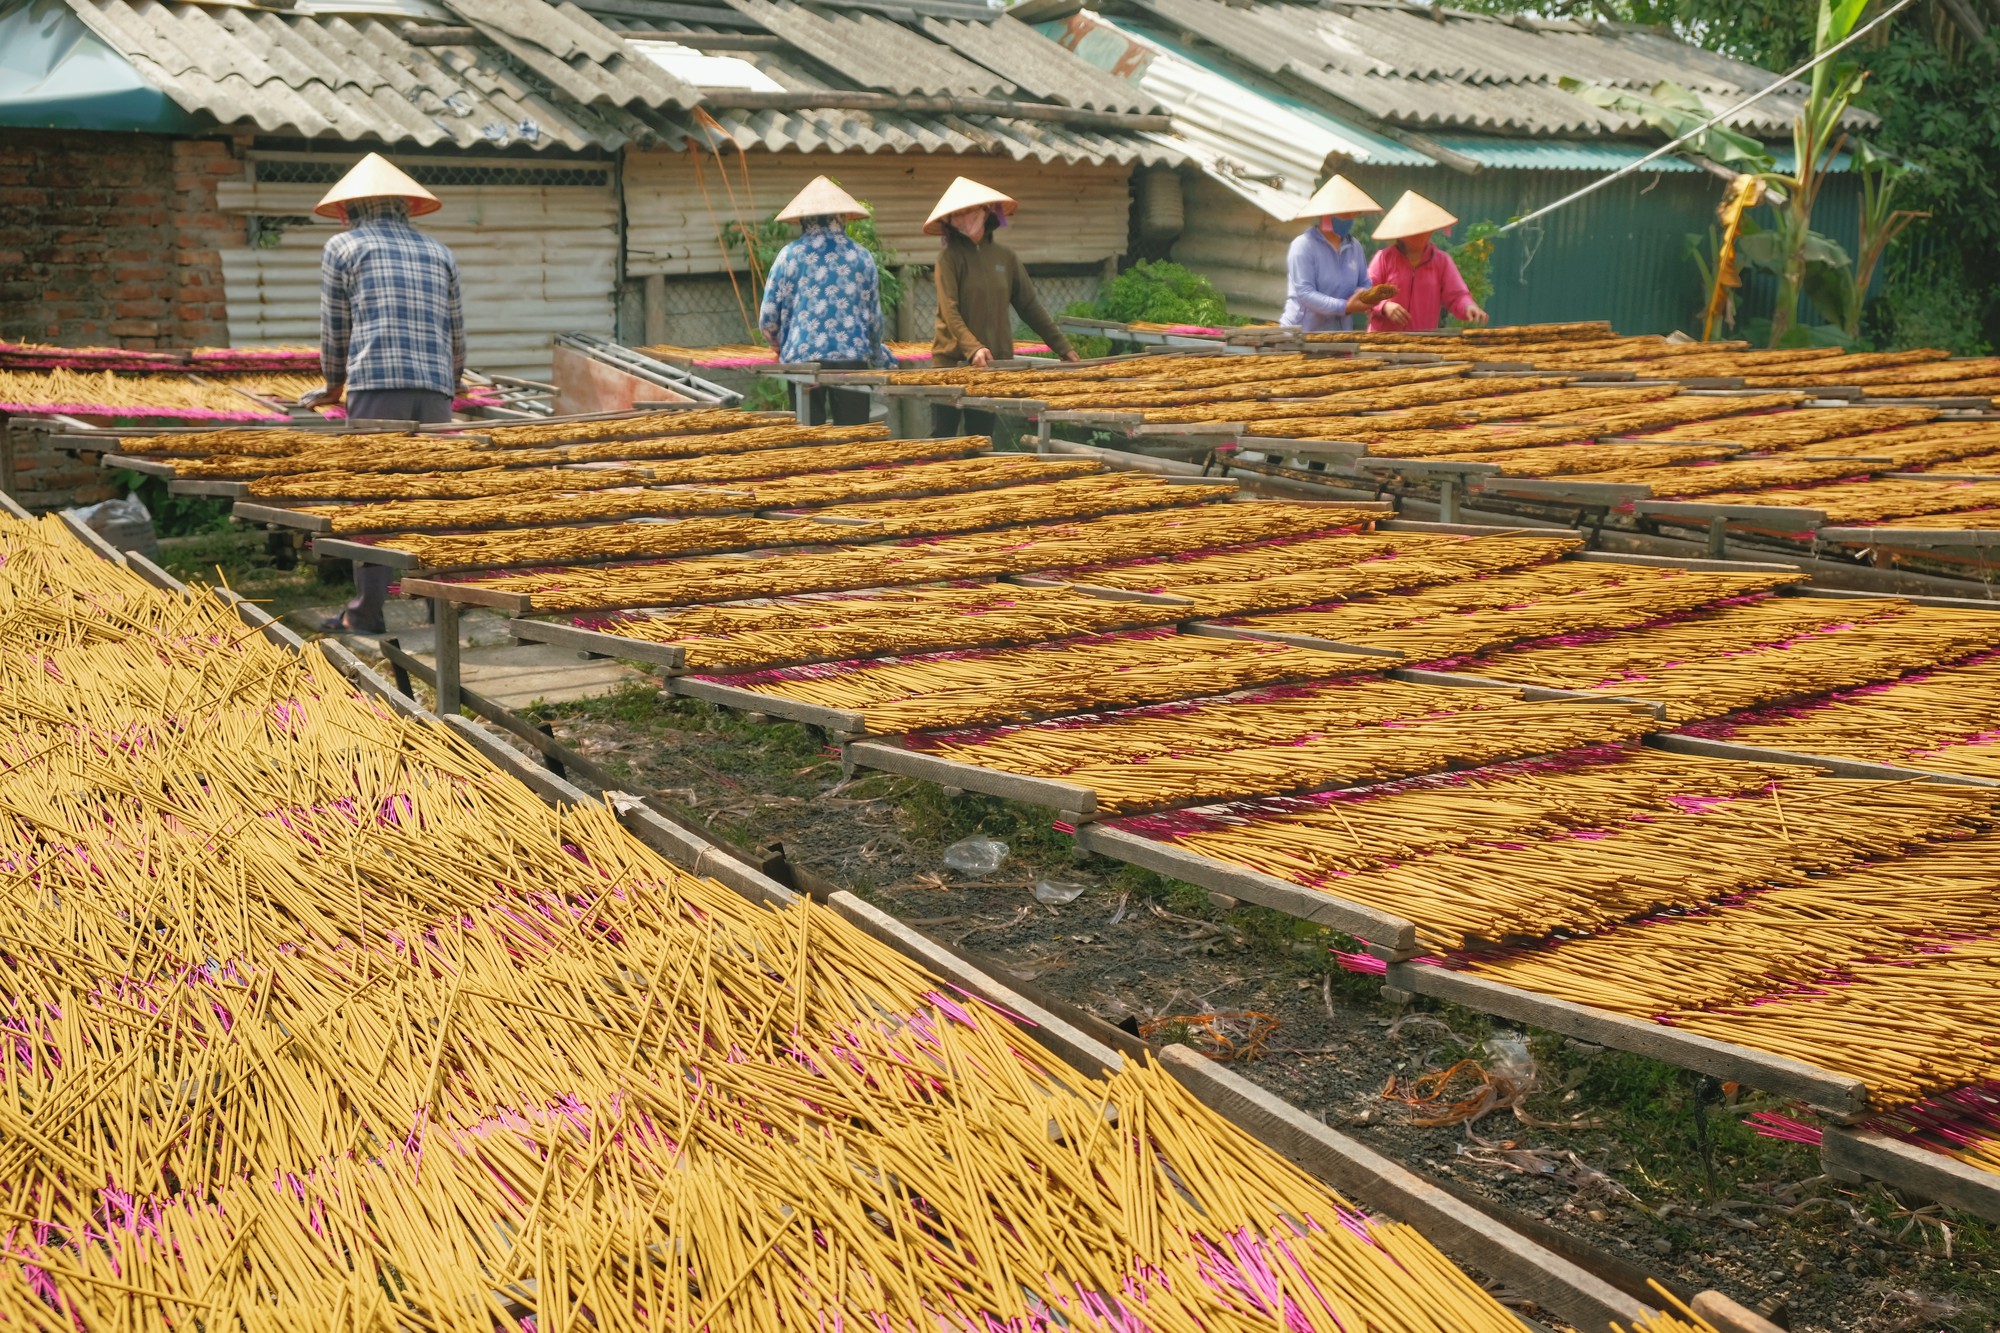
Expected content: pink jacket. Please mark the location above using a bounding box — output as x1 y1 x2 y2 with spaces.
1366 243 1477 332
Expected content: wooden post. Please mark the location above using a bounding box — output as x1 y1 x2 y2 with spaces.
1 418 15 503
1706 515 1728 558
1438 474 1459 524
642 274 667 347
433 598 462 718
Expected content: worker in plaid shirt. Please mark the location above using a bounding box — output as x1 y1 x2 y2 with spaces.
304 153 465 633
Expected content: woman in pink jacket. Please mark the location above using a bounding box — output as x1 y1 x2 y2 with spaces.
1366 191 1490 332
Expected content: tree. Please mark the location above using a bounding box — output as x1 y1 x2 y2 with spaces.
1463 0 2000 348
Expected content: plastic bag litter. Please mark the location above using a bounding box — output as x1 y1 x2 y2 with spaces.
1033 877 1086 905
64 495 161 561
941 835 1008 876
1483 1032 1536 1098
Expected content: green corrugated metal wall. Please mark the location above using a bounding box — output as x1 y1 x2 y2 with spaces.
1341 164 1863 336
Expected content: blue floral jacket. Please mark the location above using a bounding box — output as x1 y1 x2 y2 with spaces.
758 219 897 367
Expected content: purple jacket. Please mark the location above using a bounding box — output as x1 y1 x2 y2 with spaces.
1279 226 1369 332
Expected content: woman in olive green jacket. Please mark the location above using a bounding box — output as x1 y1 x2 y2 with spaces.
924 177 1078 436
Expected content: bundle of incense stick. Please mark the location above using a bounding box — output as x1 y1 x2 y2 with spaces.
299 484 751 533
1573 455 1877 496
1874 1081 2000 1177
245 465 656 501
1291 424 1598 455
1457 844 2000 1106
1110 746 1993 950
376 515 879 571
1525 392 1806 436
167 424 896 480
610 433 983 486
1132 376 1568 425
447 503 1382 612
0 366 288 420
118 425 393 457
1784 420 2000 467
1684 653 2000 780
1688 476 2000 524
1866 376 2000 399
1036 364 1468 409
475 406 758 445
1463 597 2000 722
1429 439 1735 477
1221 565 1805 662
0 514 1551 1333
533 421 888 464
885 352 1311 388
295 456 1104 534
1074 532 1575 591
594 583 1183 671
911 679 1658 814
1640 405 1941 449
810 473 1235 532
713 627 1364 733
1243 384 1696 439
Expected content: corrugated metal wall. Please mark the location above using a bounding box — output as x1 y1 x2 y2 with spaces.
215 171 618 381
1174 163 1866 336
623 150 1133 276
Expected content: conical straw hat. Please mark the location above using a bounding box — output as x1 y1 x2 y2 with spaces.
1370 190 1458 242
1292 174 1382 221
924 177 1018 235
776 176 869 222
315 153 441 220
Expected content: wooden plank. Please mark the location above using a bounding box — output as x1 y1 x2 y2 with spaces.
99 454 175 477
314 536 420 570
668 674 866 735
1818 525 2000 546
826 891 1127 1078
1786 585 2000 611
1821 1129 2000 1225
1386 963 1871 1114
607 795 800 909
0 491 32 520
1883 471 2000 482
507 616 687 669
1359 458 1502 478
169 479 248 497
1158 1047 1660 1333
1386 520 1586 538
843 738 1097 819
234 501 330 532
1636 500 1826 526
1570 551 1804 574
1184 620 1404 659
1075 825 1417 955
1389 668 1666 718
123 551 183 593
1471 478 1651 504
58 511 127 567
1238 437 1370 462
1646 733 2000 787
215 587 307 653
398 577 533 614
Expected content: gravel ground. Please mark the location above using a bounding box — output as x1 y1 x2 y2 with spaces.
513 682 1998 1333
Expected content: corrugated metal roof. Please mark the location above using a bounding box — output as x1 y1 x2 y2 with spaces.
656 101 1181 165
724 0 1013 97
1423 134 1700 172
60 0 694 146
920 13 1161 114
57 0 1177 163
1122 0 1870 140
1045 13 1425 220
444 0 700 107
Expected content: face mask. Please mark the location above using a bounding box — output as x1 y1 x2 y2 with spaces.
1327 216 1354 239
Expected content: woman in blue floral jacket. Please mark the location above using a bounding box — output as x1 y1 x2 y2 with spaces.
759 176 896 426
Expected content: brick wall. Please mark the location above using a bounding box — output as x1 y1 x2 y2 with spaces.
5 424 117 514
0 129 243 348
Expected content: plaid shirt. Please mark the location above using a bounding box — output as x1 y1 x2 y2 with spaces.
320 199 465 394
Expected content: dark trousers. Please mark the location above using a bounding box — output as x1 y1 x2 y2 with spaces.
930 404 997 441
345 387 452 628
802 359 872 426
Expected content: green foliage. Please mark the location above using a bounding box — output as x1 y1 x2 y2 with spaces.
1445 218 1503 310
1090 260 1240 328
110 469 230 538
1867 249 1994 355
738 376 792 413
721 202 903 315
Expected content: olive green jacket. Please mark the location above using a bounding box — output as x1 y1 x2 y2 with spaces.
930 232 1073 366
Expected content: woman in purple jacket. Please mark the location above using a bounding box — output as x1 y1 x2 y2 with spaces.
1279 175 1387 333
